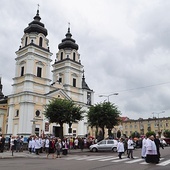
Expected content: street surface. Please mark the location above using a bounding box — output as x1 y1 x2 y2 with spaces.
0 147 170 170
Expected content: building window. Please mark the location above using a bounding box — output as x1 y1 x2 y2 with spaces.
35 110 40 117
61 52 63 60
15 110 19 117
21 66 24 76
37 67 42 77
73 130 76 137
39 37 43 47
73 78 76 87
87 92 91 105
59 77 62 83
166 123 169 127
35 128 39 136
73 52 76 61
25 37 28 46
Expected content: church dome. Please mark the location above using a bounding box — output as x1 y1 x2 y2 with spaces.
58 27 79 50
24 10 48 36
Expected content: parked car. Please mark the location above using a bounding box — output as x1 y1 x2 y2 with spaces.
89 139 118 152
162 138 170 146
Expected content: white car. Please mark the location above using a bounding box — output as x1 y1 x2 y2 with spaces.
160 139 168 147
89 139 118 152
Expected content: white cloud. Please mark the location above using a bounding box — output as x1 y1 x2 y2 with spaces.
1 0 170 119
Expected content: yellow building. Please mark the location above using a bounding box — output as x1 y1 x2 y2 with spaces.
121 117 170 137
88 116 170 139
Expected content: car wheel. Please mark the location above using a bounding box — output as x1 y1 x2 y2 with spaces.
112 147 117 152
92 148 98 152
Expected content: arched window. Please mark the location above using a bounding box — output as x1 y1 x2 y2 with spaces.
15 110 19 117
25 37 28 46
61 52 63 60
39 37 43 47
73 52 76 61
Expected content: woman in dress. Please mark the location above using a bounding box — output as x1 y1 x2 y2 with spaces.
47 137 56 159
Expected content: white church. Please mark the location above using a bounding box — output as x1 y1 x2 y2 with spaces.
6 9 94 138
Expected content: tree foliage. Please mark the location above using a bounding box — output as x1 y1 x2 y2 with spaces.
145 131 156 138
87 101 121 139
163 129 170 138
43 98 84 139
131 131 140 138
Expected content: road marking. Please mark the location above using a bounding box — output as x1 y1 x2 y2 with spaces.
99 156 120 161
64 156 83 160
76 156 97 160
112 158 129 162
125 158 143 163
87 156 113 161
157 159 170 166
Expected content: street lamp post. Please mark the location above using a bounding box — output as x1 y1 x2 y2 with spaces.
99 93 118 102
152 111 165 137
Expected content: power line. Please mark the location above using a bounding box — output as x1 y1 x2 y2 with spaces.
96 81 170 95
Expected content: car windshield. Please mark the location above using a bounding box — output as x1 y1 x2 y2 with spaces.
98 140 106 145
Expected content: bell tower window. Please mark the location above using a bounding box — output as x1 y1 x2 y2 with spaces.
59 77 62 83
25 37 28 46
73 78 76 87
37 67 42 77
61 52 63 60
21 66 24 76
39 37 43 47
73 52 76 61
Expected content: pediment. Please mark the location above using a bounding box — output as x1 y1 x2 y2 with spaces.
46 89 71 100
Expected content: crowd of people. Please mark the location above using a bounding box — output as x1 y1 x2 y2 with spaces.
8 135 95 158
117 133 164 164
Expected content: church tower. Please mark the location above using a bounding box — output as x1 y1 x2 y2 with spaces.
52 26 94 136
7 9 52 136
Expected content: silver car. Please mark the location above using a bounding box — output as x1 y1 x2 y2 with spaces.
89 139 118 152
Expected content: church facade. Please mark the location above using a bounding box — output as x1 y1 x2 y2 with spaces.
6 10 94 138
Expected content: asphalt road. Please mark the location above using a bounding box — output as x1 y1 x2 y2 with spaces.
0 147 170 170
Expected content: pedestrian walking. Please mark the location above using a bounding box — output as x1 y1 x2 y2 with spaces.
35 136 41 155
154 134 164 158
145 135 159 164
55 138 62 158
117 138 125 159
45 136 50 154
141 136 147 159
47 137 56 159
127 136 134 159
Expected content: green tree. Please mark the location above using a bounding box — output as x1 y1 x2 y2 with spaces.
145 131 156 138
163 130 170 138
87 101 121 139
131 131 140 138
43 98 84 139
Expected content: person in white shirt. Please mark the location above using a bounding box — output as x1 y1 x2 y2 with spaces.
127 136 134 159
145 135 159 164
45 137 49 154
31 137 36 154
117 138 125 159
35 136 41 155
28 138 33 154
141 136 147 158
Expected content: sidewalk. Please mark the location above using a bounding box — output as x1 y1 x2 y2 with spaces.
0 149 89 159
